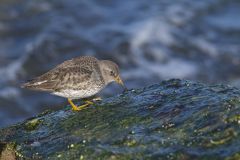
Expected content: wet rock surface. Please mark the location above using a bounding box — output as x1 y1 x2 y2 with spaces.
0 79 240 159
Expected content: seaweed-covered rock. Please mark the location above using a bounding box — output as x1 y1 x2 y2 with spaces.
0 79 240 160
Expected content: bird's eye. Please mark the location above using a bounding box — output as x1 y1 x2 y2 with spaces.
110 71 114 76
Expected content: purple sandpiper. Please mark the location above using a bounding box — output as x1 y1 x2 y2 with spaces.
22 56 125 111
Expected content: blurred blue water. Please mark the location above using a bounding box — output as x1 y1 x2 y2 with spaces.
0 0 240 128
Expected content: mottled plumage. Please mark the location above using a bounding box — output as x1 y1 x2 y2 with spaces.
22 56 125 111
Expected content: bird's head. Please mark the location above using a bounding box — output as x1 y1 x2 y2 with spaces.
99 60 126 89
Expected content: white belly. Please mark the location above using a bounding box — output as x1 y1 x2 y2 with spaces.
52 88 101 99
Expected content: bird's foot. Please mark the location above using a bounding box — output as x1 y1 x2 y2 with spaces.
72 105 82 111
74 103 90 111
68 99 93 111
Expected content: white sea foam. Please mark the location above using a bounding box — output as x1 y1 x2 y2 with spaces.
0 58 24 83
129 18 197 80
130 19 175 48
167 4 194 25
192 38 218 57
0 87 20 98
122 59 197 80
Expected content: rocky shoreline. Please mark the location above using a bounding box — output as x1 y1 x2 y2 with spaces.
0 79 240 159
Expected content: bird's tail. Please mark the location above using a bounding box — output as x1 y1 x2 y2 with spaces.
21 78 56 92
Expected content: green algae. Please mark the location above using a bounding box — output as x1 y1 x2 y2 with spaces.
24 118 42 131
0 79 240 159
119 116 145 128
225 153 240 160
226 114 240 125
207 128 237 147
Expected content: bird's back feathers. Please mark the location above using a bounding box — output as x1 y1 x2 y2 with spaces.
21 56 100 92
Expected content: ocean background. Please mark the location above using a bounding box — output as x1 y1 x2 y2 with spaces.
0 0 240 128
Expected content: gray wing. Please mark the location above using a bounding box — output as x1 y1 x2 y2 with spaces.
22 56 99 92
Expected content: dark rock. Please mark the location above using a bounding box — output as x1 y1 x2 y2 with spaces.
0 142 16 160
0 79 240 159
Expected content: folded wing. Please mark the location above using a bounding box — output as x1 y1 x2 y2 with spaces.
21 56 98 92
